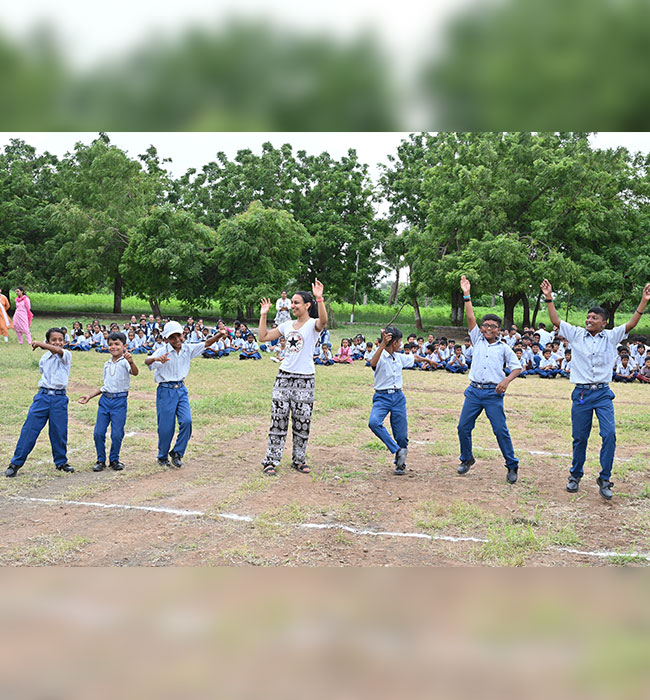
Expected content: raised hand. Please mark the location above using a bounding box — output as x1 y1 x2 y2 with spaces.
642 283 650 302
381 330 393 345
460 275 471 296
541 279 553 298
312 278 324 299
260 298 272 315
124 350 133 363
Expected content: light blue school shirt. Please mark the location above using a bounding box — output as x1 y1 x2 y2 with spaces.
102 357 133 393
38 349 72 390
149 341 206 383
373 350 414 390
467 326 521 384
559 321 627 385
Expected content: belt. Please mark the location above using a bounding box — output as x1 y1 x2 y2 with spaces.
375 388 401 394
39 388 66 395
575 383 608 390
102 391 129 398
159 381 185 389
470 381 497 389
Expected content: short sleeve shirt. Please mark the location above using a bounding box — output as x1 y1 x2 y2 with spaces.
467 326 521 384
102 357 133 393
278 318 320 374
38 350 72 390
559 321 627 384
149 341 205 383
373 350 414 390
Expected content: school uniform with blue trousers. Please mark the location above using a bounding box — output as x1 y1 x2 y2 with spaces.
149 341 207 462
94 357 133 467
8 348 73 475
457 325 522 475
368 350 413 460
559 320 627 487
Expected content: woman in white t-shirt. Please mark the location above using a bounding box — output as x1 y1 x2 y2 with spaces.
258 279 327 476
274 291 291 324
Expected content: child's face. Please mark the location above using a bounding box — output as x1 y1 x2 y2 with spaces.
585 311 607 334
128 331 135 339
138 330 144 336
621 356 629 365
480 320 501 342
388 338 402 353
131 316 136 323
342 339 349 347
645 358 650 367
455 347 462 355
48 332 65 347
235 330 241 338
167 333 183 349
543 350 551 358
108 338 125 357
515 350 523 359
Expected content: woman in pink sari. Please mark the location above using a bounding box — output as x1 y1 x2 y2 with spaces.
13 286 33 345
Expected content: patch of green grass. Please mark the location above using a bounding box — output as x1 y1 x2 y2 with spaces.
0 534 92 565
479 523 544 566
413 499 501 533
360 439 386 452
220 543 267 566
607 548 649 566
639 484 650 499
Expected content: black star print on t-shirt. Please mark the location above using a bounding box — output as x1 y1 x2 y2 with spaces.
288 336 300 348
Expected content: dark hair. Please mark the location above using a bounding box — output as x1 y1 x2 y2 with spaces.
384 326 403 342
108 331 127 344
481 314 502 327
295 290 319 319
45 327 65 342
565 349 572 354
588 306 608 321
16 285 25 293
537 322 546 329
426 343 435 352
366 342 373 348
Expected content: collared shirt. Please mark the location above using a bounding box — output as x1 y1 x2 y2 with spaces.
38 349 72 389
149 341 206 383
467 326 521 384
559 321 627 385
102 357 133 393
615 360 634 376
373 349 414 390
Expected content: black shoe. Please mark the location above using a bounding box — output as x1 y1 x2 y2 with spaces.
109 460 125 471
457 457 475 475
394 447 408 469
93 461 106 472
169 451 183 468
566 475 581 493
597 477 613 500
158 457 171 467
56 463 75 473
394 465 406 475
5 464 20 478
506 467 518 484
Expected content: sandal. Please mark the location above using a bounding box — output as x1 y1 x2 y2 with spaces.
292 464 311 474
262 465 277 476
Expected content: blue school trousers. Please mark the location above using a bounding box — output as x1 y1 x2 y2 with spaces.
11 389 68 468
457 384 518 470
156 382 192 459
368 389 408 455
94 393 128 463
570 385 616 481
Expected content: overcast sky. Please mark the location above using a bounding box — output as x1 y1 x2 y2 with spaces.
2 132 650 183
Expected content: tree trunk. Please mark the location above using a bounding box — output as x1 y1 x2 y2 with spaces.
362 292 367 305
326 300 337 329
531 290 543 328
149 297 162 317
388 269 400 305
450 288 464 326
520 292 531 328
236 307 245 321
113 272 123 314
413 295 423 330
503 293 519 329
602 300 622 329
246 302 255 319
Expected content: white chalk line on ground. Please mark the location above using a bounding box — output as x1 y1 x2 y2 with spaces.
411 441 635 462
8 496 650 562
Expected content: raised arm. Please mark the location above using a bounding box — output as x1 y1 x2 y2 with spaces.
625 283 650 333
258 298 282 342
32 340 64 356
370 330 390 370
312 278 328 331
541 279 562 328
460 275 476 331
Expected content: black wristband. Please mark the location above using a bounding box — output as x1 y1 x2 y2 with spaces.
544 298 554 303
636 308 644 315
463 296 471 301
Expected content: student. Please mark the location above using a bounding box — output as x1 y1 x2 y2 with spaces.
363 341 375 367
258 279 327 476
6 328 75 477
613 354 636 383
631 338 647 365
368 327 436 475
275 291 292 324
351 335 365 360
456 275 522 484
510 347 528 377
462 336 473 366
637 356 650 384
423 343 441 371
315 342 334 366
239 333 262 360
333 338 354 364
559 349 572 378
538 348 559 378
96 329 111 353
446 344 468 374
271 337 288 363
541 278 650 499
78 332 139 471
145 321 227 468
231 329 244 352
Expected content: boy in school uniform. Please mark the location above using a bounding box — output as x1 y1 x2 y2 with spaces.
613 354 636 383
541 278 650 499
446 344 468 373
637 356 650 383
368 327 436 475
538 348 559 378
145 321 227 468
559 349 572 378
363 342 374 366
6 328 75 477
78 332 139 471
462 336 473 367
456 276 522 484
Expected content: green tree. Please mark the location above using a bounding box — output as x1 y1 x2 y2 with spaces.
120 206 218 316
214 201 308 319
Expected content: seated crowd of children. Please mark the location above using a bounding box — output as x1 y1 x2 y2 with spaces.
60 314 650 384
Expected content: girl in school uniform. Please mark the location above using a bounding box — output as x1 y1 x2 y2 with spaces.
240 333 262 360
6 328 75 477
333 338 354 364
12 286 33 345
258 279 327 475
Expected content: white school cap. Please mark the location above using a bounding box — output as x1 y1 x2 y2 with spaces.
162 321 184 338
